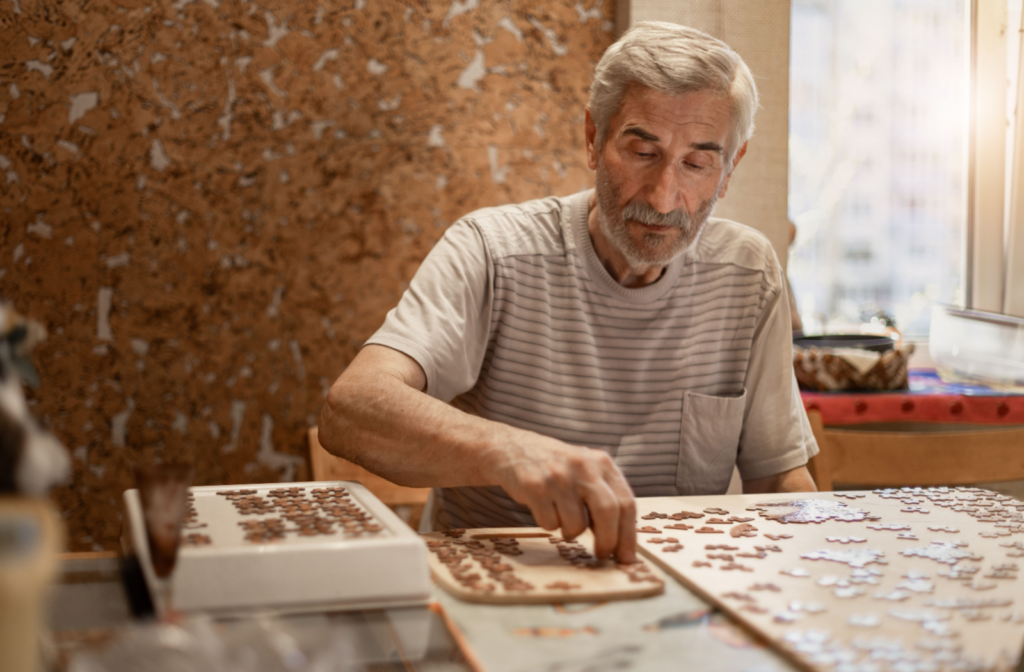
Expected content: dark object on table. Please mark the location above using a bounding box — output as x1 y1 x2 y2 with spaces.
793 334 897 353
134 464 193 578
121 554 155 618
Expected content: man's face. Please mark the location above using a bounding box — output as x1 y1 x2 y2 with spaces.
586 86 745 270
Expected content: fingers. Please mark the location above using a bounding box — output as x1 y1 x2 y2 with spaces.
583 479 620 560
614 493 638 564
529 497 560 531
588 458 636 563
553 493 589 541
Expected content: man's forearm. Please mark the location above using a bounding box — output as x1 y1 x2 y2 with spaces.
742 465 818 494
320 346 640 561
320 355 508 489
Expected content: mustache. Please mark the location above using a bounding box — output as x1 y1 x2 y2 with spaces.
620 200 692 228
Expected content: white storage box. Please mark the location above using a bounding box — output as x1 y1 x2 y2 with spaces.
123 480 431 616
929 305 1024 385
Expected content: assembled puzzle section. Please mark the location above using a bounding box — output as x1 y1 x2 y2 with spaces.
635 488 1024 672
123 480 431 615
424 527 665 605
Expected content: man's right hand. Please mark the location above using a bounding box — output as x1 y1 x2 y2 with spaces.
488 435 638 563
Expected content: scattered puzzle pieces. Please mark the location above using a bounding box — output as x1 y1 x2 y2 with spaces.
848 614 880 627
635 488 1024 672
669 510 705 520
779 568 810 578
801 548 887 569
721 562 754 572
902 541 983 565
730 523 758 538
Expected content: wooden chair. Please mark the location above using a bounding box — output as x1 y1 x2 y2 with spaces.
806 409 1024 491
307 427 431 529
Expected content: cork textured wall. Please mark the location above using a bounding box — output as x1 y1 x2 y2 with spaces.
0 0 614 550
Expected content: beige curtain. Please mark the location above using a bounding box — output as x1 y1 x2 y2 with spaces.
616 0 792 271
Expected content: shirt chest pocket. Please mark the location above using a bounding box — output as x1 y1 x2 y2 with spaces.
675 389 747 495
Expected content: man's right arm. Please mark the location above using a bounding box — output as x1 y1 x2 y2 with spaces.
318 343 638 562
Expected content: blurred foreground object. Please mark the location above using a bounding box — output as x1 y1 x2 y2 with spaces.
0 302 70 671
0 301 70 496
0 498 62 672
929 306 1024 390
67 614 360 672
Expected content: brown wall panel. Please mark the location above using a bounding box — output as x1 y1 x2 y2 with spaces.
0 0 614 550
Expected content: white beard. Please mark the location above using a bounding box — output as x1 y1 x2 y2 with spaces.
595 161 719 270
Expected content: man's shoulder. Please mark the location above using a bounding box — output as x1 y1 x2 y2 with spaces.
455 192 583 259
692 217 782 279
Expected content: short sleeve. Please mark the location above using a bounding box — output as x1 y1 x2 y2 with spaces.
735 253 819 481
364 219 493 402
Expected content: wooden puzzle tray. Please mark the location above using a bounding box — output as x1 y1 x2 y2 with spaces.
635 488 1024 672
424 527 665 605
123 480 431 615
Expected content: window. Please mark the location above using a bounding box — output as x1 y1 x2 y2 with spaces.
788 0 967 337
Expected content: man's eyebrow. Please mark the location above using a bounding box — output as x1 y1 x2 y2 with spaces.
691 141 724 153
622 126 659 142
622 127 724 154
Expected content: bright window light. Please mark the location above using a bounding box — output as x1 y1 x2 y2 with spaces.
788 0 967 338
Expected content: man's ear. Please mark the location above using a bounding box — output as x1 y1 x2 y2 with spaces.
585 109 599 170
717 141 748 199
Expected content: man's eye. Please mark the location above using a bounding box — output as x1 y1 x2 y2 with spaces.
636 152 655 158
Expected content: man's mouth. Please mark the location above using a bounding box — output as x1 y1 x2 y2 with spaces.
627 219 675 233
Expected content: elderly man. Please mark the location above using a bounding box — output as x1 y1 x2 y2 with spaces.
319 22 818 564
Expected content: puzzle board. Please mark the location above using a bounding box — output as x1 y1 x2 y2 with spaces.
424 527 665 604
636 488 1024 672
123 480 431 615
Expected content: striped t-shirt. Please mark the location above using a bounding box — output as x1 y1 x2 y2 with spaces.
367 189 818 529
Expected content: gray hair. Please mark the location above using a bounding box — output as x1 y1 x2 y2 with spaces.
588 22 758 164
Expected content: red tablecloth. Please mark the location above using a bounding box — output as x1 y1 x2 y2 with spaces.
801 369 1024 425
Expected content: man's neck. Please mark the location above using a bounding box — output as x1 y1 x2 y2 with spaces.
587 194 665 288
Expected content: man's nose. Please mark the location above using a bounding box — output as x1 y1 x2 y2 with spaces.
646 163 683 214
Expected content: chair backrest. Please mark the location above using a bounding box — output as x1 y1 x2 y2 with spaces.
807 409 1024 491
306 427 430 507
